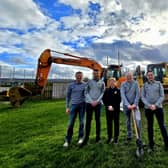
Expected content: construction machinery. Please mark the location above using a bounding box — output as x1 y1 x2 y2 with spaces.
3 49 122 107
147 62 168 85
134 62 168 102
146 62 168 101
37 49 100 94
0 90 9 101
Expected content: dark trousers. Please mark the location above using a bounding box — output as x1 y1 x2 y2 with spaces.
105 108 120 140
145 108 168 147
84 103 102 141
66 103 85 143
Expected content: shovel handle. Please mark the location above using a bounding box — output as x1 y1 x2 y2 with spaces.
132 109 139 139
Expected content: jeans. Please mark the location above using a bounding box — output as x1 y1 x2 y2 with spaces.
145 108 168 147
65 102 85 143
84 103 102 142
123 108 132 139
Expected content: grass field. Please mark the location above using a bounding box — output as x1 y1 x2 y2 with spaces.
0 99 168 168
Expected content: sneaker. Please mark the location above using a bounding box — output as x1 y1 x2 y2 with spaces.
63 141 69 147
78 138 83 144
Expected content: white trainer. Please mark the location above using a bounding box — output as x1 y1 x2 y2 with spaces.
78 138 83 144
63 141 69 147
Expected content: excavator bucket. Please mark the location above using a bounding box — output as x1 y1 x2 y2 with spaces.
9 86 32 107
0 90 9 101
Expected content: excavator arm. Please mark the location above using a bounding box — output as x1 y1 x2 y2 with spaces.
35 49 104 94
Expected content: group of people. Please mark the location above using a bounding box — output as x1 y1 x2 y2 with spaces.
63 69 168 152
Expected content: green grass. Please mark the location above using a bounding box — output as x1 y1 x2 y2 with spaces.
0 100 168 168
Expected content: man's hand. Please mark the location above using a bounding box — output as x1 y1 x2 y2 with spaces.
66 108 70 114
108 106 114 111
128 104 136 110
150 104 156 111
91 101 98 107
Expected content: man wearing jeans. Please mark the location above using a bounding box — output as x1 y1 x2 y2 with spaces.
63 71 86 147
120 72 140 142
81 69 105 147
141 70 168 151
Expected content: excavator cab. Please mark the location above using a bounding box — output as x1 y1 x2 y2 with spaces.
147 63 168 84
147 62 168 101
103 64 122 87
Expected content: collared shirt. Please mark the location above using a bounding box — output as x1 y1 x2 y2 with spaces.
85 79 105 103
66 81 86 108
141 80 164 109
120 80 140 108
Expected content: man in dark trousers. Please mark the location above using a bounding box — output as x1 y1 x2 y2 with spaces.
141 70 168 152
80 69 105 147
102 78 121 144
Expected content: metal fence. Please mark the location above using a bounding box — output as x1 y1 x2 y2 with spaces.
0 78 72 100
0 66 35 79
0 65 76 99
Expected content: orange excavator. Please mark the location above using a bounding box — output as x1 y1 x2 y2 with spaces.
35 49 104 94
7 49 123 107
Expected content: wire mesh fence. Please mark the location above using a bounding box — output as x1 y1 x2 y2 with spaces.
0 66 73 99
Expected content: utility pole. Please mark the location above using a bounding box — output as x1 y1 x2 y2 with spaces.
0 65 1 78
24 69 26 84
118 50 120 66
13 67 15 80
107 56 109 66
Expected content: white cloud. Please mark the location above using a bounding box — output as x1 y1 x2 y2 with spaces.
0 30 21 47
89 0 168 45
126 11 168 45
0 0 168 79
0 0 48 29
120 0 168 15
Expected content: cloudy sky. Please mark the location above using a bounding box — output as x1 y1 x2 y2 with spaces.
0 0 168 79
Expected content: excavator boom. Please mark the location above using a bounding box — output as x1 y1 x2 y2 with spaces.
35 49 104 94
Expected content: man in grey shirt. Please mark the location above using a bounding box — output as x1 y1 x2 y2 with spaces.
63 71 86 147
81 69 105 147
120 72 140 142
141 70 168 151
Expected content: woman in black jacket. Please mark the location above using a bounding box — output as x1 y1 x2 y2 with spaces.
102 78 121 144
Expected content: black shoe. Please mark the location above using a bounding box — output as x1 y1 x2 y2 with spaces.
127 137 132 141
147 146 154 153
164 143 168 151
95 137 101 143
114 138 118 144
80 139 88 148
164 146 168 151
125 137 131 144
